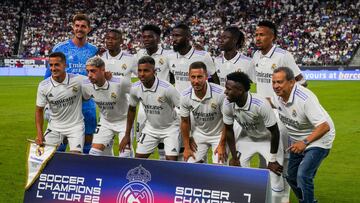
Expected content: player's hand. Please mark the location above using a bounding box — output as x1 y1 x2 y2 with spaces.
119 136 130 152
287 141 306 154
214 144 227 164
229 157 240 166
183 147 195 162
35 136 44 146
267 161 283 176
189 137 197 152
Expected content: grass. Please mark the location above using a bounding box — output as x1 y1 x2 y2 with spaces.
0 77 359 202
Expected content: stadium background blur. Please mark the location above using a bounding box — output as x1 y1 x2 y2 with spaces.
0 0 359 202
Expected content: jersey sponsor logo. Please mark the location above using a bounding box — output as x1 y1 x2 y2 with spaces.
279 114 300 128
48 93 54 97
117 165 154 203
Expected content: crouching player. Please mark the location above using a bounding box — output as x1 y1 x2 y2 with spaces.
222 72 284 203
82 56 132 157
119 56 181 161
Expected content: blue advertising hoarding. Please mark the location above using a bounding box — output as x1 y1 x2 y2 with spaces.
24 153 270 203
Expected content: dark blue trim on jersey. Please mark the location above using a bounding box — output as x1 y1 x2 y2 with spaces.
106 52 123 60
269 46 277 58
233 53 241 64
141 77 159 92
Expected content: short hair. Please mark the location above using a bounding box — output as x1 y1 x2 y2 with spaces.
173 23 191 37
273 67 295 81
189 61 207 72
226 72 252 91
138 56 155 66
86 56 105 68
49 52 66 63
107 29 122 38
72 13 91 27
142 24 161 36
258 20 277 39
224 26 245 49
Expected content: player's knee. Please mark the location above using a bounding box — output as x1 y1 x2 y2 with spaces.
89 148 103 156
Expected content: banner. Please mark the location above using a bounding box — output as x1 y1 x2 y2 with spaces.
302 70 360 80
25 139 58 190
24 153 271 203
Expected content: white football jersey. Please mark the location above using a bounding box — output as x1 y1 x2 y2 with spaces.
129 77 180 134
101 50 137 78
253 45 301 98
180 82 224 137
223 92 277 140
136 46 174 82
273 84 335 149
36 73 85 131
82 76 131 126
215 52 255 86
168 47 216 92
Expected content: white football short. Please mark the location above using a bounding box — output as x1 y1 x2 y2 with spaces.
44 124 84 152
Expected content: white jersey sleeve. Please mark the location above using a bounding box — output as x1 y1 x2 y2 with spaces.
222 99 234 125
166 85 181 108
129 82 141 107
36 80 49 107
258 97 277 127
179 89 192 118
282 51 301 77
204 52 216 76
304 94 328 127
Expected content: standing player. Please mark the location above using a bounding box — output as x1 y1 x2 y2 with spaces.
222 71 284 203
119 56 181 161
180 62 225 164
253 20 307 202
82 57 132 157
169 23 220 93
35 52 84 153
136 24 174 160
45 13 98 154
272 67 335 203
101 29 137 78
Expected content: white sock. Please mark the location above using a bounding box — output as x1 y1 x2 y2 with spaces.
89 148 103 156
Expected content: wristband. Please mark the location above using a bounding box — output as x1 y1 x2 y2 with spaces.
270 153 277 162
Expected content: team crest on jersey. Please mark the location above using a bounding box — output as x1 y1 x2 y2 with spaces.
157 96 166 103
111 92 117 99
35 146 45 156
210 102 217 110
72 86 78 92
117 165 154 203
271 63 277 70
121 64 127 70
292 109 297 117
159 58 164 65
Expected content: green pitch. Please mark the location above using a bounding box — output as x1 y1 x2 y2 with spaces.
0 76 359 202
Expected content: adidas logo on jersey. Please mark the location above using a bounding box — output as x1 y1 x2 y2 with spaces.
76 144 81 149
48 93 53 97
171 148 177 152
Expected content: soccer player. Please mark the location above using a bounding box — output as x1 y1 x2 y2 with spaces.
253 20 307 202
136 24 175 160
82 56 132 157
119 56 181 161
272 67 335 203
222 71 284 203
45 13 98 154
101 29 137 78
35 52 84 153
169 23 220 93
179 62 225 164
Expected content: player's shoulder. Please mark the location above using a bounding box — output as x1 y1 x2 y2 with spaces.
193 49 208 57
158 79 172 89
39 78 51 87
223 98 233 106
239 54 252 62
132 80 142 88
250 93 267 107
209 83 224 94
52 39 71 51
181 86 192 97
162 48 175 55
122 51 135 58
294 85 311 102
273 47 287 55
85 42 98 51
81 78 92 85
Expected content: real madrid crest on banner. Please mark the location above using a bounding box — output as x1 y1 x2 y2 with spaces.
121 64 127 70
117 165 154 203
111 92 117 99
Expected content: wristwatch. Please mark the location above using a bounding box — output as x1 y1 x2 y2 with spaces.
303 139 310 146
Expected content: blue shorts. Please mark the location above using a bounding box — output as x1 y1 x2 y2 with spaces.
82 99 97 135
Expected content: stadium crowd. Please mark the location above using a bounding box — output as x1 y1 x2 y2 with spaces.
1 0 360 65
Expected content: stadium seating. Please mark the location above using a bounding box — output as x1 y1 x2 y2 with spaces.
2 0 360 65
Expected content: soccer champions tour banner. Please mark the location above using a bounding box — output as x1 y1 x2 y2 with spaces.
24 152 271 203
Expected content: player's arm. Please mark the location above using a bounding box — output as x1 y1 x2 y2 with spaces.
224 123 240 166
180 116 195 161
119 105 136 152
266 123 283 176
35 106 45 145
